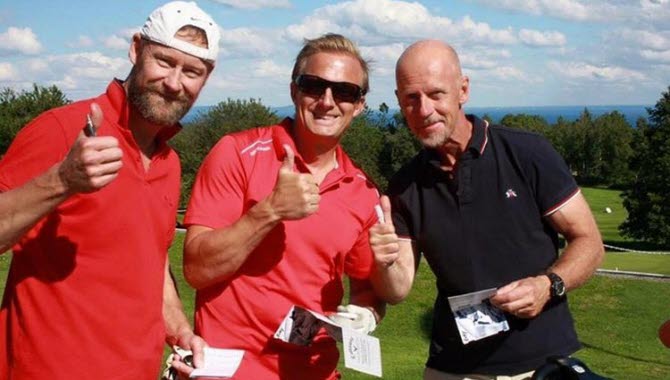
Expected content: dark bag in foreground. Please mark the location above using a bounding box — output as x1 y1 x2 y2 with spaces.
532 356 613 380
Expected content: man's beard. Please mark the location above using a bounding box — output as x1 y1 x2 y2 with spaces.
127 77 193 126
415 116 452 149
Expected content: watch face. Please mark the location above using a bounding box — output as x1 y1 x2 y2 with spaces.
553 281 566 297
549 273 566 297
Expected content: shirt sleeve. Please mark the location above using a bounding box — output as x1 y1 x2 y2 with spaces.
0 112 69 191
184 135 248 229
526 135 579 216
344 206 377 279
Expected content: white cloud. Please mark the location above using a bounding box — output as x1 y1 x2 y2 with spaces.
470 0 629 22
220 28 283 57
488 66 528 81
52 75 79 90
0 62 17 81
461 57 498 70
103 35 129 50
615 29 670 51
518 29 566 47
456 16 516 44
284 16 348 42
101 27 139 50
209 0 291 10
0 27 42 55
254 59 290 78
639 0 670 23
456 47 513 71
539 0 593 21
26 59 49 73
284 0 516 45
549 61 646 81
0 52 130 98
203 73 247 92
640 49 670 63
67 35 94 48
360 43 406 76
48 52 128 79
472 65 542 84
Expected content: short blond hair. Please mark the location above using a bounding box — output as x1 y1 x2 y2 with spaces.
291 33 369 94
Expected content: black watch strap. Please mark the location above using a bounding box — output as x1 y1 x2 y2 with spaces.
547 272 566 299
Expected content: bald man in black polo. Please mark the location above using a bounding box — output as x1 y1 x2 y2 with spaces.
368 40 604 380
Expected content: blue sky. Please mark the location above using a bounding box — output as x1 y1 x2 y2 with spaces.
1 0 669 109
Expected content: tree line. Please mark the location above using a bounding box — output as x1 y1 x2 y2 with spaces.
1 85 669 246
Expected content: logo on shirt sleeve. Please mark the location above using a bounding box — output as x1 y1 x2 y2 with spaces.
240 139 273 157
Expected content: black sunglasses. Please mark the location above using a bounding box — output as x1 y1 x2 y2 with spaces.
295 74 364 103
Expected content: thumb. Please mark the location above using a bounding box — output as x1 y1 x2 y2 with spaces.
281 144 295 172
81 102 103 138
89 102 104 132
380 195 392 225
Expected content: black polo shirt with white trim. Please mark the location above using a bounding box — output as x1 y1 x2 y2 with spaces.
388 115 581 375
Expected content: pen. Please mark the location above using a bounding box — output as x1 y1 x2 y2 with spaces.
83 114 96 137
374 204 385 224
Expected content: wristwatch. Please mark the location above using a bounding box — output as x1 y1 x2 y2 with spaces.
547 272 566 299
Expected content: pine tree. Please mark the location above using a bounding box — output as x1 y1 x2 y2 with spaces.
620 86 670 246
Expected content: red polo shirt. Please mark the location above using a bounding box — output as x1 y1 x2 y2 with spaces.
185 119 379 379
0 80 181 379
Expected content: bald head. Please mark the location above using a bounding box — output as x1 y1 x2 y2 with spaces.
396 40 462 83
394 40 470 150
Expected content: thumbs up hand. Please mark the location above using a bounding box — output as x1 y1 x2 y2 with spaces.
268 144 320 220
58 102 123 195
369 195 400 268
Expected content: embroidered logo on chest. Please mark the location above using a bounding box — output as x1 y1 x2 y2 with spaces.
505 188 517 198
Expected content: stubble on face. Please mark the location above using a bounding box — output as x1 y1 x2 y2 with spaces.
414 115 453 149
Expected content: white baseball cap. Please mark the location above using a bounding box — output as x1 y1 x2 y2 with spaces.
140 1 220 63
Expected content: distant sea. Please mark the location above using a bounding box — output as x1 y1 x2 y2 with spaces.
182 104 650 126
467 105 650 125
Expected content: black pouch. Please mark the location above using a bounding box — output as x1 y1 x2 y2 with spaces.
532 356 613 380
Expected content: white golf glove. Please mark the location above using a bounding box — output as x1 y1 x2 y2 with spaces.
328 304 377 334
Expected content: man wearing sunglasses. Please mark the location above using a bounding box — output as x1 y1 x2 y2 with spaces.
182 33 384 379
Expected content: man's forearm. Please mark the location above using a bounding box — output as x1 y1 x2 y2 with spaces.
163 262 195 346
369 240 417 304
550 234 604 291
370 263 414 305
183 197 282 290
0 163 70 253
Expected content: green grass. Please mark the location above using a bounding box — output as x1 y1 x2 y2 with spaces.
601 252 670 275
2 187 670 379
582 187 629 243
584 187 669 252
570 276 670 379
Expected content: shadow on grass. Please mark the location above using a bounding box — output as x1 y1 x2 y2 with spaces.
580 342 670 368
603 240 670 252
420 309 433 340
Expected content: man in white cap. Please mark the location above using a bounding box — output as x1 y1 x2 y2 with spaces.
0 2 220 379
